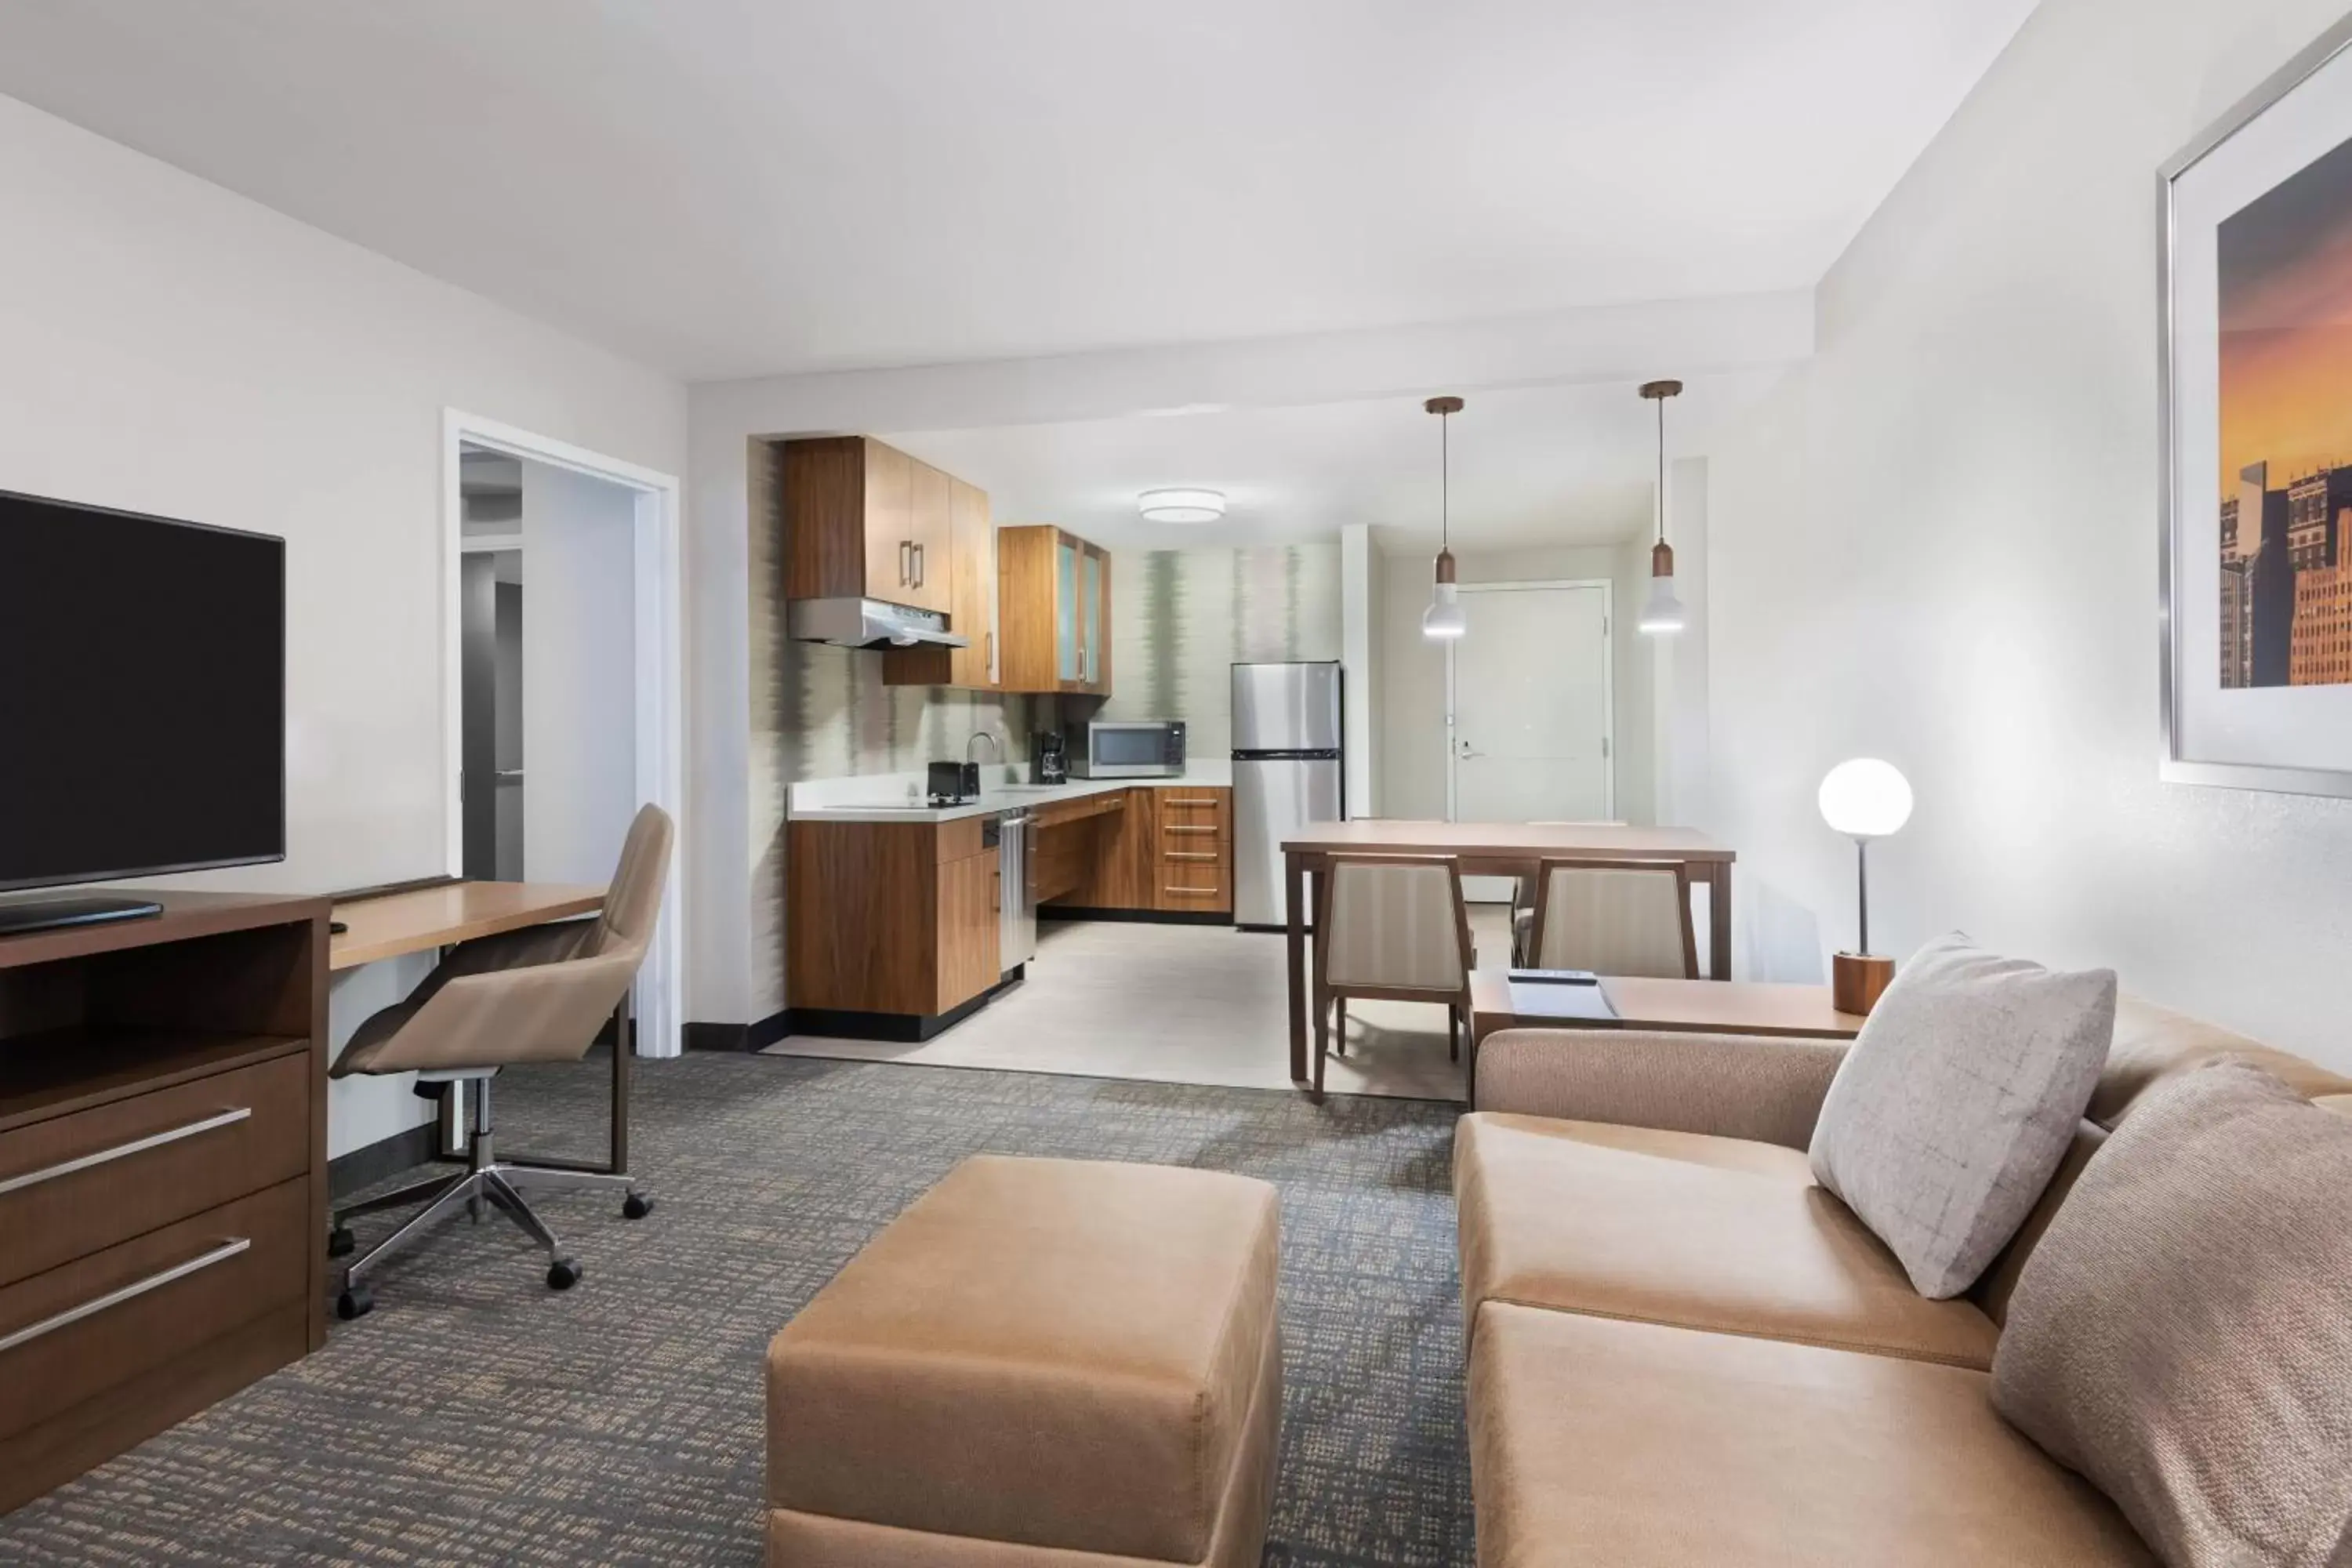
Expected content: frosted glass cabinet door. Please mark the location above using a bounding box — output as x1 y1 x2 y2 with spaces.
1081 550 1102 688
1056 540 1080 683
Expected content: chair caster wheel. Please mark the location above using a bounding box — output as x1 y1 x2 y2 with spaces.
336 1284 374 1320
326 1225 355 1258
621 1192 653 1220
546 1258 582 1290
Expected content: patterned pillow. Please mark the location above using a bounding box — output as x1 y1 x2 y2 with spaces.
1809 933 2114 1298
1994 1062 2352 1566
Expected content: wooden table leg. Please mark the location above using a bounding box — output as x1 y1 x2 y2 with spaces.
1707 862 1733 981
1287 851 1308 1083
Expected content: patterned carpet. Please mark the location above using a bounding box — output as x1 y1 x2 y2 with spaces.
0 1053 1474 1566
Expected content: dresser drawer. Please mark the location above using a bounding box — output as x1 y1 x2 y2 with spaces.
0 1051 310 1289
0 1177 308 1441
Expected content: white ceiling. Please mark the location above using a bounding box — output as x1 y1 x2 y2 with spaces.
0 1 2035 380
887 372 1775 555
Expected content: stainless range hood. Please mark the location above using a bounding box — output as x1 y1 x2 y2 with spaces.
786 596 969 651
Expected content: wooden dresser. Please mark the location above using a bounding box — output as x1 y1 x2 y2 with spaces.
0 892 328 1515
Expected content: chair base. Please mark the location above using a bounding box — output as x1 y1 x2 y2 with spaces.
331 1075 650 1319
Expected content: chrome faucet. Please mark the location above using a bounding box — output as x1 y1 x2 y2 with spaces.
966 730 1004 768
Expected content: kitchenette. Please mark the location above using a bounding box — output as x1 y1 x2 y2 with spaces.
767 430 1347 1044
783 728 1235 1040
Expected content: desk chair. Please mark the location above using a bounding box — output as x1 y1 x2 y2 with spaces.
327 804 673 1319
1521 858 1697 978
1312 854 1475 1095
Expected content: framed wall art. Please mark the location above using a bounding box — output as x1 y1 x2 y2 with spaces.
2163 12 2352 795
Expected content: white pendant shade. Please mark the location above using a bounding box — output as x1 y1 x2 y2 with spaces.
1422 580 1466 638
1638 572 1685 635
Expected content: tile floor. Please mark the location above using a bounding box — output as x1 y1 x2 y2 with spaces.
764 906 1516 1100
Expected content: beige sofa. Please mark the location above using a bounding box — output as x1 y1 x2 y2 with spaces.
1454 995 2352 1566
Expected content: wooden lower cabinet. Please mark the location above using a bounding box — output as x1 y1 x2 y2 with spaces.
1042 787 1233 918
787 818 1000 1026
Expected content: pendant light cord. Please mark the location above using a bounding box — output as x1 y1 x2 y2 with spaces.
1654 394 1666 547
1441 409 1450 550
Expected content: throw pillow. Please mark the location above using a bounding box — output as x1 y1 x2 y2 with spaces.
1809 932 2114 1298
1993 1062 2352 1567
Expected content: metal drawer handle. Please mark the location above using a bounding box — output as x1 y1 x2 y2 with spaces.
1163 825 1218 836
0 1238 251 1355
1164 851 1218 862
1162 798 1221 807
0 1107 252 1197
1165 884 1219 896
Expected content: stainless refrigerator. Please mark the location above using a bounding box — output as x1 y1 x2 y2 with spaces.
1231 661 1345 930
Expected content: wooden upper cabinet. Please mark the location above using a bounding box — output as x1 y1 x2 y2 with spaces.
997 524 1113 695
782 435 950 615
884 477 999 690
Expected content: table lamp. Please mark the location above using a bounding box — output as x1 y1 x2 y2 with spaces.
1818 758 1912 1015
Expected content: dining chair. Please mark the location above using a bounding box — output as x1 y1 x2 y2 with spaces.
1508 822 1628 962
1311 853 1475 1094
1521 857 1697 978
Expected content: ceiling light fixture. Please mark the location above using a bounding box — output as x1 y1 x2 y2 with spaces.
1422 395 1466 640
1637 379 1687 636
1136 488 1226 524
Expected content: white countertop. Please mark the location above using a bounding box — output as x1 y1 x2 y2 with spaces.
788 761 1232 824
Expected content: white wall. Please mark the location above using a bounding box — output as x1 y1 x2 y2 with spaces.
0 92 687 1152
1377 541 1658 825
1704 0 2352 1069
521 461 641 887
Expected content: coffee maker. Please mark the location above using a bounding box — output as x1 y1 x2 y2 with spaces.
1033 731 1068 785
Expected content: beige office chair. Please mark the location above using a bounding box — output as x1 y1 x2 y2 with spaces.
1521 858 1697 978
327 804 674 1319
1312 854 1475 1095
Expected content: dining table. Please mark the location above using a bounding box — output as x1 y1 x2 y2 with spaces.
1278 820 1737 1084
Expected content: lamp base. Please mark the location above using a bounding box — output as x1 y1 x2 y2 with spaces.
1832 952 1896 1017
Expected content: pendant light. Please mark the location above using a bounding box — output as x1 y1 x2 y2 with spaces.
1422 394 1467 639
1638 379 1686 636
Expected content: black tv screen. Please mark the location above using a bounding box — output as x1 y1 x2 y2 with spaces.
0 489 285 892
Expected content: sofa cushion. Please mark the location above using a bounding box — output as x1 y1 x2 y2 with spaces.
768 1156 1280 1563
1809 933 2115 1298
1468 1301 2152 1568
2090 993 2352 1130
1455 1112 1998 1369
1994 1063 2352 1568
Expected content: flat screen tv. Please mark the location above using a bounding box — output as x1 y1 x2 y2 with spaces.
0 488 285 916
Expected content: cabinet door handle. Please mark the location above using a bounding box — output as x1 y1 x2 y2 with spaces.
912 542 925 588
985 630 996 683
0 1106 252 1196
1162 798 1221 807
0 1237 251 1354
1164 851 1219 862
1164 884 1219 897
1163 825 1218 836
898 540 913 586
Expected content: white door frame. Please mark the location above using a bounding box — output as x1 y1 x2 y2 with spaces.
1444 578 1616 822
441 409 686 1058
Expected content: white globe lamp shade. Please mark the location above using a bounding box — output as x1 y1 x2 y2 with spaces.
1136 488 1226 524
1818 759 1913 840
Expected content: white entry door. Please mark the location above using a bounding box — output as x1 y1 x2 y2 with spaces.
1450 583 1613 895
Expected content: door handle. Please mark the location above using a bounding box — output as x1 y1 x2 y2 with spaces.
985 630 996 682
912 543 925 588
898 540 913 586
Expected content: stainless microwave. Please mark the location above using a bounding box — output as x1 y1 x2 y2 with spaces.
1072 720 1186 778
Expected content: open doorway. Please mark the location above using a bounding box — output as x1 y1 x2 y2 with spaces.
443 413 684 1056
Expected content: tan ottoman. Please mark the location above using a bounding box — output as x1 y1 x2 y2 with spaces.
767 1155 1283 1568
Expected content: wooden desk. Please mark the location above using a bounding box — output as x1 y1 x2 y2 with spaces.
1279 822 1736 1083
328 880 622 1174
328 881 605 971
1466 971 1863 1105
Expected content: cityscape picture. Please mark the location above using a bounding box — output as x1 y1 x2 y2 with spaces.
2216 127 2352 689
